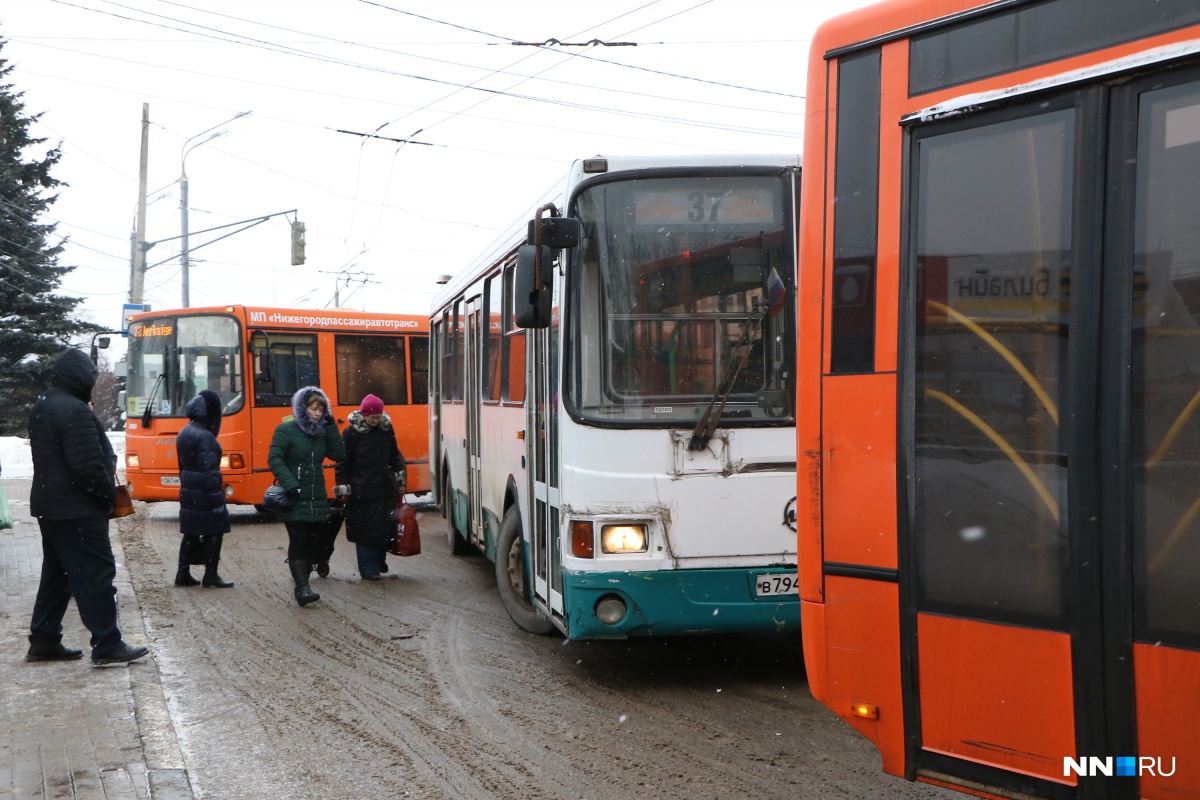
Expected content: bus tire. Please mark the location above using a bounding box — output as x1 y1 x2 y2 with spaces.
444 475 472 556
495 507 555 635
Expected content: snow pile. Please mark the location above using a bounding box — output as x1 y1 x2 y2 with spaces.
0 433 125 479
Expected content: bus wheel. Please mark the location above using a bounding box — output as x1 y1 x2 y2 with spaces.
495 507 555 635
444 475 472 556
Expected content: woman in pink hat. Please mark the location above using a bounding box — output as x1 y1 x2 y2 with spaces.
334 394 406 580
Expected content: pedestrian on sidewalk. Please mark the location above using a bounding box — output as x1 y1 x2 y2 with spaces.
26 348 148 665
267 386 345 606
175 389 233 588
335 394 406 581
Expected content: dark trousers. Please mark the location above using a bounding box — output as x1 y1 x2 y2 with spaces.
355 543 388 578
30 516 122 654
284 519 342 565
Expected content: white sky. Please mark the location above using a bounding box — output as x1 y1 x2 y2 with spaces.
1 0 875 348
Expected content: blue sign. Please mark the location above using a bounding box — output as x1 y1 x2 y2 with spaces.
121 303 147 334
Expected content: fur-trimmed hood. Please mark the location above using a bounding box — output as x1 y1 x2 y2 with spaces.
290 386 333 437
347 409 392 433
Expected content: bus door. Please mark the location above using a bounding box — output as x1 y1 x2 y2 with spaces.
429 319 442 504
528 279 562 618
465 296 484 542
906 67 1200 798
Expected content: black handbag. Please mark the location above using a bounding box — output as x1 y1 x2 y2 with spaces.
262 484 295 513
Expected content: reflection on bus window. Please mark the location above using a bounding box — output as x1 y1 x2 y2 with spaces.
567 175 794 425
252 332 319 408
336 335 409 405
126 314 243 417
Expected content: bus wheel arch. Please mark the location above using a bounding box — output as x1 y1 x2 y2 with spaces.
495 506 555 635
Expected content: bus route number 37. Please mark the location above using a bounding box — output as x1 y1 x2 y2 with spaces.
755 573 799 596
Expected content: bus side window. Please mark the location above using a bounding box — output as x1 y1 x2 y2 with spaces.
335 335 408 406
483 274 502 403
410 335 429 405
503 263 526 404
253 333 318 407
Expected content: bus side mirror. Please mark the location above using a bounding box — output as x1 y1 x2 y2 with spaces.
527 216 580 250
515 245 554 329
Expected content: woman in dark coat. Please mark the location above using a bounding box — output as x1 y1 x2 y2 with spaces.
174 389 233 588
335 394 406 580
267 386 345 606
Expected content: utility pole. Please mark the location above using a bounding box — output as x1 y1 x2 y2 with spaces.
129 103 149 304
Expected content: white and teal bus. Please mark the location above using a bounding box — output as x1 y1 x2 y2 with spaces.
429 154 801 638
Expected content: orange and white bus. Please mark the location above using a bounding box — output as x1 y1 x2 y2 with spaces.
799 1 1200 799
124 305 429 507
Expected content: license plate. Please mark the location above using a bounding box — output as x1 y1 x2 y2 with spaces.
755 573 799 596
160 476 181 486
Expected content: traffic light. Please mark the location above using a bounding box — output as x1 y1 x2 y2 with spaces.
290 220 306 265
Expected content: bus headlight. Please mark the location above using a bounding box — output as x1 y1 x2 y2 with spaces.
601 524 647 554
220 454 245 470
224 485 235 498
126 453 139 469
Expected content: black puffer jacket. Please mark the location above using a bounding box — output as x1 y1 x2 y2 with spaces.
29 348 117 519
336 411 405 545
176 390 231 537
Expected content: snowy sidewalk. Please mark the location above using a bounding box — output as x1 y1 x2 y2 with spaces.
0 478 193 799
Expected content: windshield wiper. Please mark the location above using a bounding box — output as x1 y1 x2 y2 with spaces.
687 266 788 452
688 318 761 451
141 373 165 428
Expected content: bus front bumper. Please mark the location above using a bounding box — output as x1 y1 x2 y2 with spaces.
560 566 800 640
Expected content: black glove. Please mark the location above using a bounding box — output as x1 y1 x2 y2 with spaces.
289 487 302 497
321 412 335 427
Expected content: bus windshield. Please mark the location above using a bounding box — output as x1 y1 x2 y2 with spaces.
566 173 795 425
127 314 244 418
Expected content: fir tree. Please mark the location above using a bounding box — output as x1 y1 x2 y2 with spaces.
0 36 97 436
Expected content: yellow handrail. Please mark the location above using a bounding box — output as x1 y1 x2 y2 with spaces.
1148 492 1200 575
924 388 1060 524
1147 387 1200 468
926 300 1058 426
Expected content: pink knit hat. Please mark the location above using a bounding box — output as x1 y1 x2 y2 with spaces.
359 394 384 416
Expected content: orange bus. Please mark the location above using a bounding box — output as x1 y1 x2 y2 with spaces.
799 2 1200 798
124 305 430 507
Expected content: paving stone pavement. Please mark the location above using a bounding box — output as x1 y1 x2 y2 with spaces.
1 479 193 800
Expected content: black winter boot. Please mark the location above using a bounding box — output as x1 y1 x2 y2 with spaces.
175 538 200 587
201 535 234 588
289 559 320 606
25 635 84 662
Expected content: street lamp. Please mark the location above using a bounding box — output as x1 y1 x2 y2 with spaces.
179 110 252 308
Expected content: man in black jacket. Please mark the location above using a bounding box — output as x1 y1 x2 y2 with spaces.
26 348 148 665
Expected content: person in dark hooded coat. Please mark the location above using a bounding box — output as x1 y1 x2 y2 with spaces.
174 389 233 588
335 394 406 580
26 348 148 665
267 386 345 606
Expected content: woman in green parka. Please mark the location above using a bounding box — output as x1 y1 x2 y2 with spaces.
268 386 345 606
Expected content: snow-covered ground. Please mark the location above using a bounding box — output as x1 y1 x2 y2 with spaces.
0 434 125 479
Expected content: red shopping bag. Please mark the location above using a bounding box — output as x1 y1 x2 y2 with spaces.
389 501 421 557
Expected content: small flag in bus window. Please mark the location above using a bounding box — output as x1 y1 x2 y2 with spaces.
765 267 787 317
